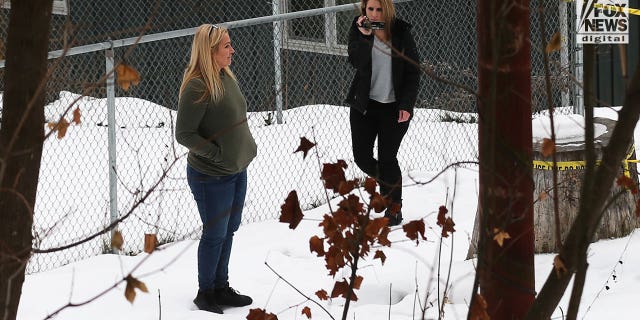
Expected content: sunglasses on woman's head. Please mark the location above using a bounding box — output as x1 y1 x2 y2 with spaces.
208 24 219 37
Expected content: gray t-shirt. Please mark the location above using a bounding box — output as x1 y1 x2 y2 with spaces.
369 36 396 103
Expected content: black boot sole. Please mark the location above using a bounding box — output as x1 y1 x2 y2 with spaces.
193 298 223 314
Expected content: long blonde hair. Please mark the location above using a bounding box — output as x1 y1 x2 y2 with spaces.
179 24 236 103
360 0 395 40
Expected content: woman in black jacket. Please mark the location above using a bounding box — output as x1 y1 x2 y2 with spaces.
345 0 421 226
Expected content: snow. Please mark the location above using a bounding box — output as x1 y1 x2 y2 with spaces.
10 94 640 319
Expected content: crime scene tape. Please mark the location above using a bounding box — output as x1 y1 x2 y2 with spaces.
593 3 640 16
533 146 637 177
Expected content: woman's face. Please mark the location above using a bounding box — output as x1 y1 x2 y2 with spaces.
212 32 235 70
365 0 383 22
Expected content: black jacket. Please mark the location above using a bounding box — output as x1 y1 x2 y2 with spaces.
345 16 421 117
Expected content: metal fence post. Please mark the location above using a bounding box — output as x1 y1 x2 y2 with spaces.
105 43 119 253
574 43 584 115
560 0 570 109
273 0 284 124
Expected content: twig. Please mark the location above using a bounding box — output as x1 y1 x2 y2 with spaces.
388 283 392 320
440 169 459 319
311 125 334 214
264 261 336 320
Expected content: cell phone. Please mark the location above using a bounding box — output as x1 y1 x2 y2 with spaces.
362 18 385 30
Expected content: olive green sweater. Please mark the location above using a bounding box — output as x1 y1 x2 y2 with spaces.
175 74 257 176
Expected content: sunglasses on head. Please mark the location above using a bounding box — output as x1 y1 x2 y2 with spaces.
208 24 219 37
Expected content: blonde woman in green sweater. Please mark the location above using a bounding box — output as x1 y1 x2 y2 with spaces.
175 24 257 314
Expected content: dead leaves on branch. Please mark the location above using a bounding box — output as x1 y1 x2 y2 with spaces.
47 107 82 139
321 160 355 195
436 205 456 238
276 143 441 317
124 275 148 303
331 276 363 301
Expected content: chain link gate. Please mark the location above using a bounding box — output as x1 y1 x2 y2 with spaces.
0 0 575 273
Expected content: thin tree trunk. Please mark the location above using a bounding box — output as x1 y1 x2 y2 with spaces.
474 1 535 319
0 1 53 320
566 43 596 320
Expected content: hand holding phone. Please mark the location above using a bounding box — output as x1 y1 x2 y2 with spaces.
356 16 373 35
362 17 385 30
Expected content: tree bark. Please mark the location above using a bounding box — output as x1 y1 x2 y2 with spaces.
0 1 53 319
474 1 535 319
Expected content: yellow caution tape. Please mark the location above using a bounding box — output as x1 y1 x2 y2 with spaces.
593 3 640 16
533 160 592 171
533 145 636 178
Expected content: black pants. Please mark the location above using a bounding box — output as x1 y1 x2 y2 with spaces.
350 99 409 205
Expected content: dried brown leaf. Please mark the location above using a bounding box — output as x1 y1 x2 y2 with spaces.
124 275 148 304
280 191 304 229
364 177 377 195
301 306 312 319
111 230 124 250
538 191 549 201
330 279 358 301
553 255 568 278
247 308 278 320
402 220 427 244
293 137 316 159
54 118 70 139
72 107 82 125
315 289 329 301
373 250 387 265
353 275 363 290
492 228 510 247
541 138 555 157
309 235 325 257
321 161 348 193
545 31 562 54
116 63 141 91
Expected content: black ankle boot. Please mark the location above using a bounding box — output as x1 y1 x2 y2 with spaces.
215 285 253 307
193 289 223 314
384 210 403 226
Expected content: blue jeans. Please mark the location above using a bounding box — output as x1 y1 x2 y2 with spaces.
187 165 247 291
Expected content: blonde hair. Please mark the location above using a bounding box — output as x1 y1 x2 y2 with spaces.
179 24 236 103
360 0 395 40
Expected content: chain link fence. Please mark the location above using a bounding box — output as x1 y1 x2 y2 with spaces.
0 0 576 273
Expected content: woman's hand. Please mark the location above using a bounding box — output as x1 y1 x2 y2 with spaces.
356 16 372 36
398 110 410 123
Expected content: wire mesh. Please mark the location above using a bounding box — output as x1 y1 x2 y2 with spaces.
0 0 576 273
